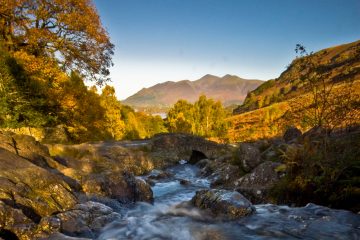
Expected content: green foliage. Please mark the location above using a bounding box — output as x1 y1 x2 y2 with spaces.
166 95 229 140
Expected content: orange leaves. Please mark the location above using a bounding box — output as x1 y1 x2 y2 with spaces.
2 0 113 84
12 50 67 86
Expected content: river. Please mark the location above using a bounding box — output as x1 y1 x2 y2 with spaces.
99 163 360 240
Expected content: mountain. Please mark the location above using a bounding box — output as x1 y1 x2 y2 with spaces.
229 40 360 142
122 74 264 109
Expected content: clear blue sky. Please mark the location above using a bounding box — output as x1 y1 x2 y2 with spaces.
93 0 360 100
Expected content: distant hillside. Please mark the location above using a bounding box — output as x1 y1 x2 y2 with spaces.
229 40 360 141
234 40 360 114
122 74 263 109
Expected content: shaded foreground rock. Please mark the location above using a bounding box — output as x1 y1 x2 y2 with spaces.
54 201 121 239
198 156 243 188
238 143 263 172
191 189 255 220
234 161 284 203
82 172 153 203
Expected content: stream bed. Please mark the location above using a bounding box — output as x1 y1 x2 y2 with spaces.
98 164 360 240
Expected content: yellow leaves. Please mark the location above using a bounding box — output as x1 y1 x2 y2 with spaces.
12 50 67 86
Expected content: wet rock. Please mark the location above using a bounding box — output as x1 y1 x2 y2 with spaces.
238 143 262 172
55 201 121 239
147 169 172 180
209 163 242 188
191 189 255 220
283 127 302 143
135 178 154 202
82 172 153 203
234 161 283 203
179 179 191 185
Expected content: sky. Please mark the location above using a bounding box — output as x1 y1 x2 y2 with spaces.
93 0 360 100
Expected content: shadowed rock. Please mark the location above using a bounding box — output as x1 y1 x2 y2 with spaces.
234 161 283 203
238 143 262 172
191 189 255 220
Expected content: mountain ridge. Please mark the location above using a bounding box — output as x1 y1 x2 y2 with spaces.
122 74 264 108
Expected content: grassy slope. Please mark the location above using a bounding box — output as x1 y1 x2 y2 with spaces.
229 40 360 142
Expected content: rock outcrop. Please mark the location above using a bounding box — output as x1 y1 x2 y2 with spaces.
191 189 254 220
234 161 284 203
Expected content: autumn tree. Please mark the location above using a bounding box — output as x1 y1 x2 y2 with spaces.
100 85 125 140
166 95 229 139
0 0 114 84
167 99 193 133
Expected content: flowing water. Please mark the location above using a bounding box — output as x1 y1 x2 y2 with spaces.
99 163 360 240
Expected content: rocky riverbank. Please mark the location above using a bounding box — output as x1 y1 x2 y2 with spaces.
0 132 232 239
0 129 359 239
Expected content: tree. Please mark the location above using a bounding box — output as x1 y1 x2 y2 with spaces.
0 0 114 84
166 95 229 139
167 99 193 133
100 85 125 140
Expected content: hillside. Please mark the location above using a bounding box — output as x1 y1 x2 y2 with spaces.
229 40 360 142
234 40 360 114
122 74 263 109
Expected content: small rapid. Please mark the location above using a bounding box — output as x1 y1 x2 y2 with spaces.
99 163 360 240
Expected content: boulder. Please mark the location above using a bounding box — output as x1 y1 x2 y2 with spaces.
238 143 262 172
146 169 172 180
179 179 191 185
234 161 284 203
283 127 302 143
191 189 254 220
55 201 121 239
82 172 153 203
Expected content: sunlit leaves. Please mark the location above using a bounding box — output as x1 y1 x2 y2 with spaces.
0 0 114 84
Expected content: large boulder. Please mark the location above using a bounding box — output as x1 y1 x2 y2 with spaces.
198 156 244 188
54 201 121 239
191 189 254 220
234 161 284 203
238 143 262 172
82 172 153 203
